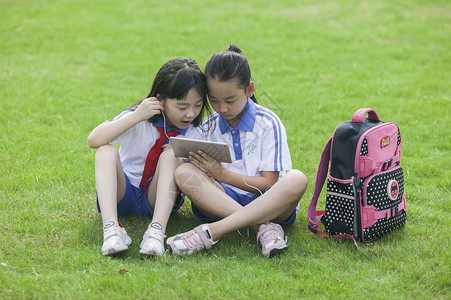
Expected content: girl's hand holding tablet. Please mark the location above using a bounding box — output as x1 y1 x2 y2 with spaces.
189 150 227 181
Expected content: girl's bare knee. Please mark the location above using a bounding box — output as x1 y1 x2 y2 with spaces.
174 163 199 189
95 144 119 163
174 164 210 201
159 147 176 161
285 169 308 200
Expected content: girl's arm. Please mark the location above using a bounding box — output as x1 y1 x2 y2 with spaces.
222 169 279 194
87 97 164 149
189 150 279 193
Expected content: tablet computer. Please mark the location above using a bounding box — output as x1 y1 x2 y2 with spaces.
170 137 232 163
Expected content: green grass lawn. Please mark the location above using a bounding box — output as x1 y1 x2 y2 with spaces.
1 0 449 298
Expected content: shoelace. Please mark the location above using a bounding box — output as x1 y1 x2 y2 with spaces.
259 226 283 246
181 230 205 248
236 228 250 238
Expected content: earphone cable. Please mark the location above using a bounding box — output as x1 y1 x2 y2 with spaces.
161 111 170 140
234 161 263 196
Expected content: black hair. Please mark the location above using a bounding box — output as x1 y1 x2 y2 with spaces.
204 44 257 103
133 57 210 127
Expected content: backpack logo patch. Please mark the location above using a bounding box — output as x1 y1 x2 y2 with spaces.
387 179 399 200
380 136 390 148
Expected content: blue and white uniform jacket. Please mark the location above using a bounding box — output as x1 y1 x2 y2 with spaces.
203 98 292 197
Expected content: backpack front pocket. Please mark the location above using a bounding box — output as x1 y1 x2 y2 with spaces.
323 176 356 236
361 167 406 241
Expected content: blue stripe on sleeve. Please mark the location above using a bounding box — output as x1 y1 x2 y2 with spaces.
113 109 133 121
257 107 283 169
202 113 219 126
256 109 282 170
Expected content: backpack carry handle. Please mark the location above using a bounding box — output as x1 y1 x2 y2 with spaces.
352 108 380 122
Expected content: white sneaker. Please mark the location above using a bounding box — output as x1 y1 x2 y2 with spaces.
140 222 165 256
101 221 132 256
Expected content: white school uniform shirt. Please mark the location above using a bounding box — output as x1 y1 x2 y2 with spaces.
204 98 292 197
107 109 205 188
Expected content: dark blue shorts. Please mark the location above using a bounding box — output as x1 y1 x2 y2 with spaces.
96 173 184 217
191 182 297 227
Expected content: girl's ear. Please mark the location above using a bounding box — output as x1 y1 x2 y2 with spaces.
156 94 165 108
246 81 255 97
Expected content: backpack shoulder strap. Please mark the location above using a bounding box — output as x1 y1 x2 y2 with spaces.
307 137 332 233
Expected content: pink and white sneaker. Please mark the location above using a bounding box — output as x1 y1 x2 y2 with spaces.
256 223 288 258
166 224 217 255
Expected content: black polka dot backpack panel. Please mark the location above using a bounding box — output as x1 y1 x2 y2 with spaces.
323 179 356 236
361 167 406 241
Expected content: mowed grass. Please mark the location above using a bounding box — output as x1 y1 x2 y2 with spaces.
0 0 449 298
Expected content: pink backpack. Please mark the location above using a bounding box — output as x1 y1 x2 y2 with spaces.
307 108 406 247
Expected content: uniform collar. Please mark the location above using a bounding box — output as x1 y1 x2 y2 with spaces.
218 98 256 134
153 116 188 135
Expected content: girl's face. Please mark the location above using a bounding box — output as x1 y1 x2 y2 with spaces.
163 88 203 129
207 78 254 128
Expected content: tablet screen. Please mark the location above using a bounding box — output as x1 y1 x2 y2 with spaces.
170 137 232 163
